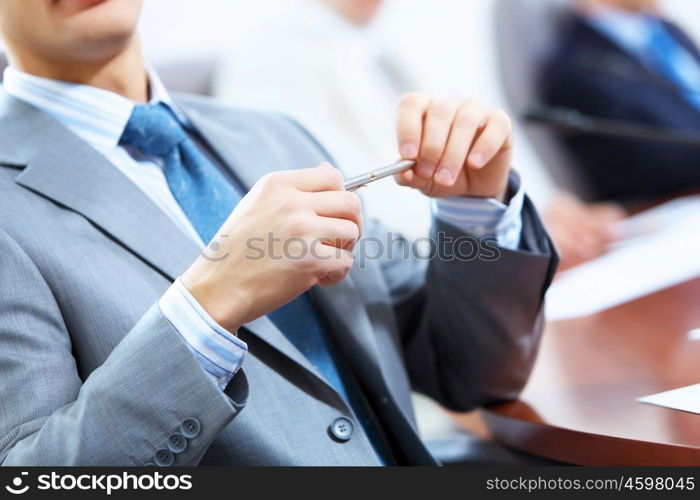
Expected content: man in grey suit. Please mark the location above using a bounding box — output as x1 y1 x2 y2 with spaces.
0 0 557 466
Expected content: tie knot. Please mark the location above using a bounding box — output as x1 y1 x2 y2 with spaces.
120 103 187 157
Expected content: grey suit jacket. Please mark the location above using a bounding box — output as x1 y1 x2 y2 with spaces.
0 91 557 466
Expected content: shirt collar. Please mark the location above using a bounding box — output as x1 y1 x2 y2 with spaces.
2 65 180 154
583 6 659 55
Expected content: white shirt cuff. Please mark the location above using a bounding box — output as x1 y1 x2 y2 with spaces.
159 278 248 390
432 170 525 250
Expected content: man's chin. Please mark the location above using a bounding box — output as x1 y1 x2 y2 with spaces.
52 0 112 16
50 0 142 26
47 0 142 59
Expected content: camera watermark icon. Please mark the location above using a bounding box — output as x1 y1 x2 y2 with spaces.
5 472 29 495
201 234 230 262
2 471 193 495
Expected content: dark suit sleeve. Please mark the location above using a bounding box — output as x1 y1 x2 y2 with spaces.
367 198 557 412
280 114 558 412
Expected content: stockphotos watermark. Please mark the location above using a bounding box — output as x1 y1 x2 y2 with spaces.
3 470 192 496
201 231 502 267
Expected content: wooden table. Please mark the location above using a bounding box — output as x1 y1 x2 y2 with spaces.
483 277 700 465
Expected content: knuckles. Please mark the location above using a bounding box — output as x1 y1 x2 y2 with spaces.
286 215 314 239
280 192 306 214
343 220 361 243
459 98 480 109
492 108 513 130
330 172 345 191
343 191 362 216
398 91 428 109
318 163 345 190
420 142 443 161
428 99 456 120
455 107 481 130
258 171 286 192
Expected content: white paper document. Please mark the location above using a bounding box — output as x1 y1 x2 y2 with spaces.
638 384 700 415
546 196 700 321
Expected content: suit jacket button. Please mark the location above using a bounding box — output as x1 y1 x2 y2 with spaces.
154 449 175 467
329 417 354 442
167 433 188 454
180 418 201 439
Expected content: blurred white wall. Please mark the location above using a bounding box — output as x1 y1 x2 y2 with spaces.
140 0 281 61
664 0 700 41
136 0 698 235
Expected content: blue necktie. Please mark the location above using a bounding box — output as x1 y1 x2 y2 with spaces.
119 103 351 396
120 104 392 463
645 20 700 110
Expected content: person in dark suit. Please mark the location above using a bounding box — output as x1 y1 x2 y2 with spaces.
541 0 700 204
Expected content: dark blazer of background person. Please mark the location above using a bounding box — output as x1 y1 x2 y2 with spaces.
540 14 700 204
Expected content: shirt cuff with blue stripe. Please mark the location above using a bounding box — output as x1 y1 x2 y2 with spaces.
159 278 248 390
432 170 525 250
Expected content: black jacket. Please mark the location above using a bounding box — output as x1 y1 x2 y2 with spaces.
541 14 700 203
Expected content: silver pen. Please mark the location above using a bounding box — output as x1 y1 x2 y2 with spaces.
344 160 416 192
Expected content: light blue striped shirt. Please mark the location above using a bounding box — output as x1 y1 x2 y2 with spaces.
433 174 524 247
3 65 523 391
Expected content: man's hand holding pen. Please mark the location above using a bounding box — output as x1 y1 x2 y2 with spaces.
182 94 512 332
394 92 513 201
182 163 362 333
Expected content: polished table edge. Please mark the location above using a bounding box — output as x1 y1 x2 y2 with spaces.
482 408 700 466
481 273 700 466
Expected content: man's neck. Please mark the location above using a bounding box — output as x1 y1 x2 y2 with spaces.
579 1 658 16
4 35 149 102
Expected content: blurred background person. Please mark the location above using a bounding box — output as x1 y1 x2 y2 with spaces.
214 0 623 270
540 191 623 269
214 0 430 237
541 0 700 204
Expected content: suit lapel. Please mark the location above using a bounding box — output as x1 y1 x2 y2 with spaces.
176 103 270 190
309 276 414 416
0 93 200 282
0 92 340 397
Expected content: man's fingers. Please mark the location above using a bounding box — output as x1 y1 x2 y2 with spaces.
434 101 485 187
307 191 364 237
277 163 345 192
315 217 361 250
396 92 431 160
315 247 355 287
416 98 461 180
394 95 515 198
467 109 512 170
394 168 432 193
394 169 413 186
